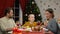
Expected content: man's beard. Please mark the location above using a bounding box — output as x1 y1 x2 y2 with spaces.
9 16 13 18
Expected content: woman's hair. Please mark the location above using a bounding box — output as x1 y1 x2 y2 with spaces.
45 8 54 18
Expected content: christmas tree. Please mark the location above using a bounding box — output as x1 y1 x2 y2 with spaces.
23 0 42 24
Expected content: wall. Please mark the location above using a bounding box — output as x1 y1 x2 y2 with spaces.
35 0 60 20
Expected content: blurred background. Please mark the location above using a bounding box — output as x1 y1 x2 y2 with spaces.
0 0 60 25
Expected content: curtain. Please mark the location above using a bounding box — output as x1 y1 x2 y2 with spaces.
19 0 28 12
0 0 15 18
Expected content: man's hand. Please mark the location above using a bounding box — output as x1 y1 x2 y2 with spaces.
6 26 18 31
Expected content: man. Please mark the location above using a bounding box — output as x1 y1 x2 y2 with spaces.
23 14 37 28
0 7 16 34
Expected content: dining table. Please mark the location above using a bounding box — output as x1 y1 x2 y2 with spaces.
12 29 54 34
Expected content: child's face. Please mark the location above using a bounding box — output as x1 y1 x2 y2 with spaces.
28 15 35 22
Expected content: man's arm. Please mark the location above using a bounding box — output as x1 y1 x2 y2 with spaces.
0 20 13 31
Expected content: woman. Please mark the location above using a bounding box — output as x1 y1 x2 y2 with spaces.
45 8 58 34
